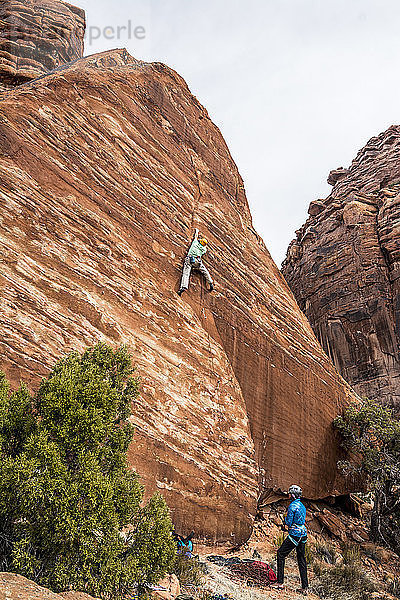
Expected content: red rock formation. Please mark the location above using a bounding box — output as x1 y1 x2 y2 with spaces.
0 573 99 600
283 126 400 409
151 575 180 600
0 0 85 88
0 10 358 542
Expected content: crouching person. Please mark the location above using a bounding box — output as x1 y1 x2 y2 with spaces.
271 484 309 595
178 228 214 296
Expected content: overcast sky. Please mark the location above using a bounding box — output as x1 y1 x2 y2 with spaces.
78 0 400 265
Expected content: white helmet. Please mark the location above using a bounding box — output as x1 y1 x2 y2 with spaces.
288 485 302 498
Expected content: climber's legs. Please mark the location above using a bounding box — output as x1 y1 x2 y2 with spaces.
179 257 192 294
198 260 213 290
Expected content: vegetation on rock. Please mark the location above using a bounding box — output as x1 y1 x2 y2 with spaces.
172 553 206 587
313 561 377 600
312 539 377 600
334 398 400 554
0 344 175 599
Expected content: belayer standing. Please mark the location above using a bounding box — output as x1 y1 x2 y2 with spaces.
271 485 309 595
178 228 214 296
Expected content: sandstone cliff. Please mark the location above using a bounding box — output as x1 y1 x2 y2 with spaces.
0 0 85 88
0 2 358 544
283 127 400 409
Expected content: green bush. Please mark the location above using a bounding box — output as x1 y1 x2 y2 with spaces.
334 398 400 553
172 553 206 587
0 344 175 599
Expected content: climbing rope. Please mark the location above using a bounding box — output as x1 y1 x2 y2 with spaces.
199 280 224 422
188 148 202 233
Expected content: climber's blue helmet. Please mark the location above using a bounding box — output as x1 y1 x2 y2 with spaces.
288 484 302 499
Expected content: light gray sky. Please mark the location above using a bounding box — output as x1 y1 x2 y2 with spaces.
78 0 400 265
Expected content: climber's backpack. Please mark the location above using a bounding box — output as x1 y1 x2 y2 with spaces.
230 560 277 586
253 560 277 584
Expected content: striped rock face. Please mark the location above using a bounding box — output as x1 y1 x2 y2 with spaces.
0 0 85 88
283 127 400 411
0 44 357 543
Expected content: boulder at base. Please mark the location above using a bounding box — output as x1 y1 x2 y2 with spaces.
152 574 180 600
0 572 100 600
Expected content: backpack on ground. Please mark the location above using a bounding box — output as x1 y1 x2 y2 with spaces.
230 559 277 586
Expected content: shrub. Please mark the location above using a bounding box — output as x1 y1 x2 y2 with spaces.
272 532 286 550
313 541 377 600
334 398 400 553
340 542 361 565
0 344 175 599
312 563 377 600
304 542 313 565
172 553 206 587
312 540 337 565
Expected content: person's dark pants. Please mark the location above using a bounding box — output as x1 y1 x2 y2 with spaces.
277 535 308 589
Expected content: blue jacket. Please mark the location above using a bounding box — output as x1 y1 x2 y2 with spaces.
285 498 307 538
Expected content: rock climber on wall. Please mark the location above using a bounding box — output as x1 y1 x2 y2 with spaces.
178 228 214 296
